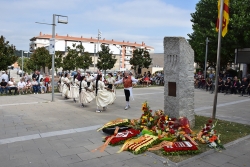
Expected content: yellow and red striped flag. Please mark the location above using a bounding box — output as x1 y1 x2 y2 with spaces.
216 0 229 37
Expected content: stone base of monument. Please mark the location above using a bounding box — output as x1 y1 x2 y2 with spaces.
164 37 195 127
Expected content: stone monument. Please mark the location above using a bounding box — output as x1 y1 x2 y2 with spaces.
164 37 195 127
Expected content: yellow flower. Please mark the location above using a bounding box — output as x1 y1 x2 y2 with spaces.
149 117 154 121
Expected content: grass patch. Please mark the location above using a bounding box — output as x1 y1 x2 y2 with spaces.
150 115 250 163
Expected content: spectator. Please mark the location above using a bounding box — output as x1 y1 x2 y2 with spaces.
224 78 231 94
218 78 224 93
8 77 18 95
147 71 151 78
31 78 39 94
26 80 32 94
24 73 30 82
44 73 50 92
0 79 9 95
1 71 9 82
231 76 240 94
47 81 52 92
17 78 26 95
32 70 38 80
247 82 250 96
209 71 214 79
239 77 248 96
206 78 213 92
40 78 46 93
144 74 151 87
76 70 81 81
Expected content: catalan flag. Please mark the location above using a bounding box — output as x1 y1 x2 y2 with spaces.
216 0 229 37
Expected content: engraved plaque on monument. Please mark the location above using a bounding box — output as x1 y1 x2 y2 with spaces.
164 37 195 127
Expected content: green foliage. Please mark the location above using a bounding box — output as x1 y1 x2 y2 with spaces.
188 0 250 70
129 48 152 76
55 51 64 72
97 44 117 75
17 57 30 73
63 43 93 71
0 35 17 70
26 47 51 72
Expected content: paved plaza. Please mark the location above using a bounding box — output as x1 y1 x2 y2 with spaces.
0 87 250 167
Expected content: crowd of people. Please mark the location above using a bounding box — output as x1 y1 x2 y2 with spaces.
194 70 250 96
0 70 52 95
58 70 138 112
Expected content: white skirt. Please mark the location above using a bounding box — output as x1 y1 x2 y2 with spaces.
62 84 70 97
96 90 115 107
79 89 95 104
68 86 79 98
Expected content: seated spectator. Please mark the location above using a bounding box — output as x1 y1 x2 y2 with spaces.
31 78 39 94
25 80 32 94
44 73 50 92
224 78 231 94
206 78 213 92
239 77 248 96
144 74 151 87
47 81 52 92
247 82 250 96
8 77 18 95
218 78 224 93
231 76 240 94
0 79 9 95
17 78 26 95
40 78 47 94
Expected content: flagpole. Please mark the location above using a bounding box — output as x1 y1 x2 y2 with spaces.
212 0 224 119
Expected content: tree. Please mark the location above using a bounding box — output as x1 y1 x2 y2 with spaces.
188 0 250 71
0 35 18 70
97 44 117 76
26 47 51 73
129 48 152 77
54 51 64 74
17 57 30 73
62 43 93 71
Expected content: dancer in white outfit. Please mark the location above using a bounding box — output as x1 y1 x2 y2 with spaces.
68 74 79 103
106 73 116 104
79 76 95 107
62 73 70 99
94 74 114 113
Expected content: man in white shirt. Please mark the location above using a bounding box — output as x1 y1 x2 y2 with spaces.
1 71 9 82
8 77 18 95
17 78 26 94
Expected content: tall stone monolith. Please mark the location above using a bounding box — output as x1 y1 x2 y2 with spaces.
164 37 195 127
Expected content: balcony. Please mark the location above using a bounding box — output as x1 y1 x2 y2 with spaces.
124 56 131 61
125 51 132 55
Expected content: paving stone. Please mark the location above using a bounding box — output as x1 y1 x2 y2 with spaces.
57 147 89 157
200 152 235 167
68 158 106 167
179 159 215 167
219 162 239 167
61 154 83 164
229 154 250 167
77 150 109 161
46 157 70 167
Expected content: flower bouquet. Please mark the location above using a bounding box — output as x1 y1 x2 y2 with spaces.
104 129 140 146
197 119 225 150
97 118 130 132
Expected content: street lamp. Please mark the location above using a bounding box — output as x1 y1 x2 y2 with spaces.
36 14 68 102
204 37 209 78
113 44 122 71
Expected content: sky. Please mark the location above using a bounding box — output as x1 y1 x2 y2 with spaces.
0 0 199 53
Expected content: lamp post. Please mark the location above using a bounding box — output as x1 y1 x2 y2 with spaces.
96 29 101 70
21 50 24 77
204 37 209 78
36 14 68 102
113 45 122 71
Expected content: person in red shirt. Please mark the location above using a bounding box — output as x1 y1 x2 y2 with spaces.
44 73 50 93
114 71 138 110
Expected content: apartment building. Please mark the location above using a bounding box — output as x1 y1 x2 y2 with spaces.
29 32 154 71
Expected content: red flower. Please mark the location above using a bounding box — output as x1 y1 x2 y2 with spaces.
206 124 210 126
161 116 165 121
149 110 152 112
206 127 210 130
208 119 213 123
172 118 176 121
168 122 173 126
169 129 175 134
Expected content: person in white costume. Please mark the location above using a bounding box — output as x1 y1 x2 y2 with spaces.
79 76 95 107
62 73 71 99
94 74 114 113
58 73 64 93
68 74 79 103
105 73 116 103
114 71 138 110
